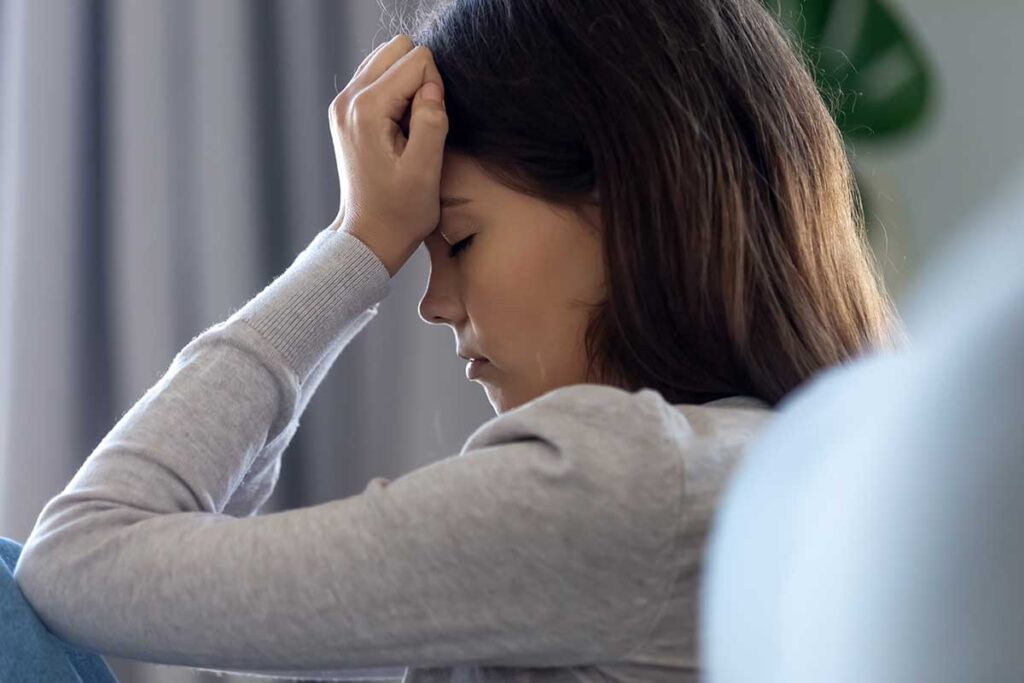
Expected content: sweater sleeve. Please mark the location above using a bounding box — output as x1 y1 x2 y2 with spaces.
12 227 687 679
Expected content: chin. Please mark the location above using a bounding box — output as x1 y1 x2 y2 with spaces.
483 384 515 415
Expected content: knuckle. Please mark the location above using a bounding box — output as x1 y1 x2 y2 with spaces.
330 92 363 128
414 46 436 66
329 90 351 114
349 91 371 116
429 109 449 126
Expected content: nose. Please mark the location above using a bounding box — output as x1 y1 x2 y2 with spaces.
418 290 458 326
417 260 463 327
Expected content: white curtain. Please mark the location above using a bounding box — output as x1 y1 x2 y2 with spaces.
0 1 493 681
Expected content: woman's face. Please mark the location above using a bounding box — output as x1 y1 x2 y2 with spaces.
418 151 607 414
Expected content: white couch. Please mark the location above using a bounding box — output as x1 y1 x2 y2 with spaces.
701 193 1024 681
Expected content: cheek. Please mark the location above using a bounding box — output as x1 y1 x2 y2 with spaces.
482 247 590 361
466 247 551 359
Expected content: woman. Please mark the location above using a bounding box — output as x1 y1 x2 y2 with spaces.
12 0 902 681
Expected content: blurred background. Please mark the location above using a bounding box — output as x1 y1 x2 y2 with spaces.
0 0 1021 681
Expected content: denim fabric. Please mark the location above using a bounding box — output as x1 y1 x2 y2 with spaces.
0 537 118 683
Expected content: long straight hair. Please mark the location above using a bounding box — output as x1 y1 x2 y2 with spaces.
402 0 905 406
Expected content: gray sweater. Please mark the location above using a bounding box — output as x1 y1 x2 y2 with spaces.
13 226 776 682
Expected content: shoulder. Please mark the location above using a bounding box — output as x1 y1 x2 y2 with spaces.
461 383 776 468
455 384 688 546
458 384 779 533
448 384 776 657
459 383 686 461
671 396 779 461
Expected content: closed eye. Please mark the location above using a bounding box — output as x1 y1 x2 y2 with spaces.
448 234 475 258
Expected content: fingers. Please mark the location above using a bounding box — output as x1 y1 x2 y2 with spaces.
348 33 415 92
349 39 390 84
331 33 417 128
402 83 448 175
343 32 444 122
364 46 445 123
337 38 392 98
333 31 447 172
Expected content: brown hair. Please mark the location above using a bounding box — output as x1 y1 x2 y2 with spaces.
401 0 905 407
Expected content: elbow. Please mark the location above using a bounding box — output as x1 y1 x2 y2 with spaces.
13 499 156 651
10 537 69 640
11 522 100 645
13 534 47 594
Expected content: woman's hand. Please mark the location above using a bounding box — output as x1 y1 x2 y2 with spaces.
328 33 448 278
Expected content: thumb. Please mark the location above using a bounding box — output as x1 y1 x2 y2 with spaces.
403 82 448 173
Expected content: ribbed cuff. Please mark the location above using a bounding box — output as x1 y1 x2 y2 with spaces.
229 227 391 382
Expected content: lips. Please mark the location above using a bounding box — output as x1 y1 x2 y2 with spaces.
465 358 489 380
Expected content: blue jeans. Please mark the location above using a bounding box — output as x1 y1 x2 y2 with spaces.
0 536 119 683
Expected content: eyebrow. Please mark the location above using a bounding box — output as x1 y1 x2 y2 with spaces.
437 196 475 245
440 196 473 209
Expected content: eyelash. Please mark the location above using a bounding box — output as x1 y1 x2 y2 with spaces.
448 234 475 258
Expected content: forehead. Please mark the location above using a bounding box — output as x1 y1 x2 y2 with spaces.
440 151 488 195
438 151 599 229
438 152 535 218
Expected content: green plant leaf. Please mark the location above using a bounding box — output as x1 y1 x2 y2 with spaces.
766 0 934 140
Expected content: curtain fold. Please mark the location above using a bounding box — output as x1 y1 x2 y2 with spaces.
0 0 491 680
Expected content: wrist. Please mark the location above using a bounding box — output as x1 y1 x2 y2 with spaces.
337 221 407 279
